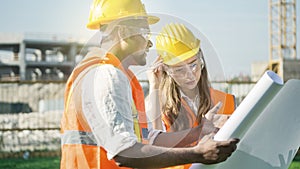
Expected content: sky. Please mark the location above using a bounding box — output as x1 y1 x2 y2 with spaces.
0 0 299 79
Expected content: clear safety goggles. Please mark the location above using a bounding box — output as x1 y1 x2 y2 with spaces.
166 52 204 78
119 25 151 40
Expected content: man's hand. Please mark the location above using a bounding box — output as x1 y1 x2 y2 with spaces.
193 134 239 164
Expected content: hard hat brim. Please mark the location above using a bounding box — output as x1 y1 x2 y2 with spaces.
163 43 200 66
87 14 160 30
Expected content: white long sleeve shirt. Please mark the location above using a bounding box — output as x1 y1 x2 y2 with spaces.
81 65 138 159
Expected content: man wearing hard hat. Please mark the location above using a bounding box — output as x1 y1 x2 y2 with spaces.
60 0 239 168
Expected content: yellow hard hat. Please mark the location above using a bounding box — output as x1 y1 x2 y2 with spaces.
87 0 159 30
156 23 200 65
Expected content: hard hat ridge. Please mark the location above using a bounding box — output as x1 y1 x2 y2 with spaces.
87 0 159 30
156 23 200 65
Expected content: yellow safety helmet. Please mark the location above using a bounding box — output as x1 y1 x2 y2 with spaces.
87 0 159 30
156 23 200 65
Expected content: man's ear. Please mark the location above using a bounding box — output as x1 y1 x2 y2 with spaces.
117 26 127 40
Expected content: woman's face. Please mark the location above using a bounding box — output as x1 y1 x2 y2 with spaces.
166 53 204 90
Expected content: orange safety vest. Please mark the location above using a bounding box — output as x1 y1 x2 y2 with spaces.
161 88 235 169
60 52 148 169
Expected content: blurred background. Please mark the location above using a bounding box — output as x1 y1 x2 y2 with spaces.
0 0 299 168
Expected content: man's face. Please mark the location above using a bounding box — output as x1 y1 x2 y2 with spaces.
120 18 152 66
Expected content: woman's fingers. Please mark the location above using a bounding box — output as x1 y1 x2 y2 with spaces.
205 101 223 121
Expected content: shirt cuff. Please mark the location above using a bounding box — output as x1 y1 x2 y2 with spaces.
106 138 137 160
147 128 163 145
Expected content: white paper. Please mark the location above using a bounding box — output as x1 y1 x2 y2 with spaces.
214 70 283 141
191 72 300 169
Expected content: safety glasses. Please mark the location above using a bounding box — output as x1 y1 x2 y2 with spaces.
119 25 151 40
166 52 204 78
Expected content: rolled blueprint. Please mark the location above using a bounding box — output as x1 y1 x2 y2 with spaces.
213 70 283 141
192 75 300 169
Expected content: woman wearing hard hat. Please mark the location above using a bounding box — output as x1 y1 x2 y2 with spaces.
60 0 239 168
147 23 236 153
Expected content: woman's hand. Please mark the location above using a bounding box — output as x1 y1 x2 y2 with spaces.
147 57 164 90
205 102 230 129
199 102 230 140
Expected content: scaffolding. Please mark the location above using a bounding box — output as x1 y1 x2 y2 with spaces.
269 0 298 80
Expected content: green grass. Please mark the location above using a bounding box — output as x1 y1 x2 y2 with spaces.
0 155 299 169
289 155 300 169
0 157 60 169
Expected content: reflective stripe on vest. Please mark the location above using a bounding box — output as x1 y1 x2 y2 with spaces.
61 130 98 146
132 103 142 143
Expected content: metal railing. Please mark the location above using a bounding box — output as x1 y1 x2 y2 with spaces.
0 80 255 158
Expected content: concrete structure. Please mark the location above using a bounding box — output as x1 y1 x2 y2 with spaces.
282 59 300 80
251 59 300 82
0 33 84 81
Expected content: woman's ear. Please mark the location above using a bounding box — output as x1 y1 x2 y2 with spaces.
199 57 205 70
165 69 171 76
162 64 168 73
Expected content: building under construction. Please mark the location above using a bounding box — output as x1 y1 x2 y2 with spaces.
0 34 83 82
